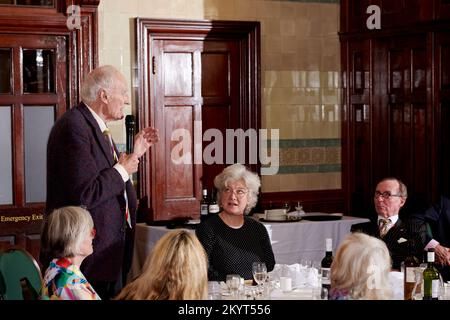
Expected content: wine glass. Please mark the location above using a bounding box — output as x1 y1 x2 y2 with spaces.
252 262 268 297
295 201 305 215
282 202 291 213
226 274 241 299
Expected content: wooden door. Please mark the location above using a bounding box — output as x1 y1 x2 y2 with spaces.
0 34 68 259
435 32 450 198
380 35 430 213
136 19 261 222
343 34 432 217
343 39 373 215
151 39 240 221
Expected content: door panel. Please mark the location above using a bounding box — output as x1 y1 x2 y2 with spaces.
436 33 450 197
153 40 201 220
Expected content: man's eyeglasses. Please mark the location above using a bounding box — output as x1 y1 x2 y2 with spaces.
222 188 248 198
374 191 403 200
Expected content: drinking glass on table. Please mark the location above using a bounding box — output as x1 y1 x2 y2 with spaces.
282 202 291 213
226 274 241 299
252 262 268 297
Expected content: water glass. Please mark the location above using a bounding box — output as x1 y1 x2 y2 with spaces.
207 281 222 300
252 262 268 286
226 274 241 299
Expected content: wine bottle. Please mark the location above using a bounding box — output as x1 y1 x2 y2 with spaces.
200 189 209 222
403 241 419 300
208 188 220 215
321 238 333 292
423 249 440 300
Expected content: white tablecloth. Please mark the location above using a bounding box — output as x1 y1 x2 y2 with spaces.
128 215 369 282
261 216 369 265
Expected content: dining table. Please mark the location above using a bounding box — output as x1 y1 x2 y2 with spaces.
127 214 369 282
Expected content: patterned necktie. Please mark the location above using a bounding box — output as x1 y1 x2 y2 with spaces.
103 128 132 228
379 218 391 238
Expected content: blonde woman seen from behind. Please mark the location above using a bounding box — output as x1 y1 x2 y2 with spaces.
115 230 208 300
329 232 393 300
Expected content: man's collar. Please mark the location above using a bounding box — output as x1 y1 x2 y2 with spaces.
377 214 399 225
84 103 107 132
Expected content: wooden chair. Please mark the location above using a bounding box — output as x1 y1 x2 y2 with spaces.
0 247 42 300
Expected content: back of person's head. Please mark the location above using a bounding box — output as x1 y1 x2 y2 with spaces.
81 65 123 104
214 163 261 213
331 232 392 300
40 206 94 268
115 230 208 300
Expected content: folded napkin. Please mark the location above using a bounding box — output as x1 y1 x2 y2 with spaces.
270 264 320 288
388 271 404 300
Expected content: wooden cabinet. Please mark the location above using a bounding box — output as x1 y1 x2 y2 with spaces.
341 0 450 217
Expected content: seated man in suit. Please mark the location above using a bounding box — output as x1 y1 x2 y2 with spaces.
411 196 450 281
351 177 427 270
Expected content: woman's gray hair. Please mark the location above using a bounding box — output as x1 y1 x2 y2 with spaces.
331 232 392 300
214 163 261 214
80 65 122 104
40 206 94 260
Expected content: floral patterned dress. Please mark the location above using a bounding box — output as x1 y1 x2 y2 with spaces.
41 258 101 300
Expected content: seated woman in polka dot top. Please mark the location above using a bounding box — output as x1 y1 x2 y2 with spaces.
196 163 275 281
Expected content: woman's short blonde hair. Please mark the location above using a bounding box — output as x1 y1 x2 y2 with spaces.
330 232 392 300
40 206 94 263
214 163 261 214
115 230 208 300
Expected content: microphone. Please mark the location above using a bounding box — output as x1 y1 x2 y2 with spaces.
125 115 135 154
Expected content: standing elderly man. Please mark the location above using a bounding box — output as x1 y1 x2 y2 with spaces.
351 177 427 270
44 65 159 299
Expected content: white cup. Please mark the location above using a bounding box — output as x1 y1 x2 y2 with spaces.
280 276 292 292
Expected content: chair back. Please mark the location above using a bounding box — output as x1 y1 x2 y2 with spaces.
0 247 42 300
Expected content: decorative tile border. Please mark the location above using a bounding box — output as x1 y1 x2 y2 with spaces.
266 138 341 174
275 138 340 148
277 164 341 174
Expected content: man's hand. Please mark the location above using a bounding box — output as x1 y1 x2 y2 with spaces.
133 127 159 158
118 152 139 175
435 244 450 266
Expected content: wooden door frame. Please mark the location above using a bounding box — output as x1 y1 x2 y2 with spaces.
135 18 261 220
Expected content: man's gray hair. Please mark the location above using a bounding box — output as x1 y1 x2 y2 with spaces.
379 177 408 198
81 65 122 104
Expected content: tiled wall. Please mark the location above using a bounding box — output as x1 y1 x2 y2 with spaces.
98 0 341 193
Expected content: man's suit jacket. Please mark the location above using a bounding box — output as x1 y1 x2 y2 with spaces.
412 196 450 246
45 102 137 282
412 196 450 280
351 218 427 270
